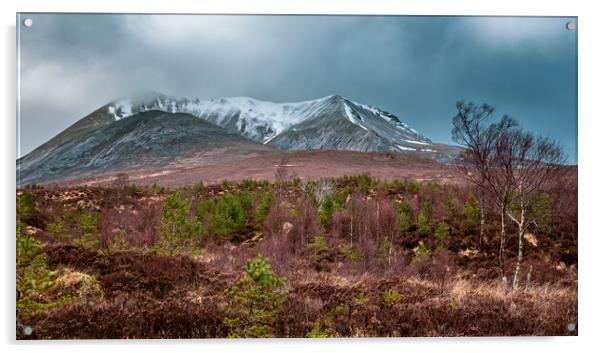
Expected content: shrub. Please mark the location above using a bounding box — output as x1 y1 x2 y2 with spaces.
158 191 202 253
386 179 407 193
16 191 36 225
306 234 329 264
462 194 480 234
416 199 434 236
196 192 254 239
291 177 302 188
353 292 369 305
395 200 414 232
16 228 72 325
306 321 329 338
123 184 141 197
444 198 458 221
318 194 336 227
420 199 433 222
254 192 273 227
354 174 376 194
46 219 68 241
407 182 420 194
377 237 393 265
333 186 351 206
221 180 233 191
149 183 166 194
431 248 453 292
337 245 361 263
75 212 99 249
16 228 48 301
411 244 431 277
383 288 401 303
54 205 100 248
434 221 450 242
426 182 442 192
223 255 288 338
416 212 432 236
241 179 259 189
192 181 206 194
212 193 252 238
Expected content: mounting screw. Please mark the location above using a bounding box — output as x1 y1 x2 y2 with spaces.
23 18 33 28
565 22 576 31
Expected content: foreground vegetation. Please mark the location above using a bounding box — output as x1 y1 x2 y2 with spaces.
16 173 577 338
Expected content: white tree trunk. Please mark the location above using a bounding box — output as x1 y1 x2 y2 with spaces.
512 197 527 290
499 204 507 286
388 234 392 267
524 264 533 293
376 200 380 243
350 213 353 248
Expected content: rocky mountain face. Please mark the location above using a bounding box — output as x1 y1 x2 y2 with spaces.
17 110 275 185
18 92 455 186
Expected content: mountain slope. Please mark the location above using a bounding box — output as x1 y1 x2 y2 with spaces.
105 93 432 152
17 105 117 178
267 95 432 152
17 110 276 186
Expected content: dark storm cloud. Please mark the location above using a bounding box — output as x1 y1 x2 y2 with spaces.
18 14 577 162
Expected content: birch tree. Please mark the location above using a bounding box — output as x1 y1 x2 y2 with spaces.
494 129 565 289
452 101 566 288
452 101 518 284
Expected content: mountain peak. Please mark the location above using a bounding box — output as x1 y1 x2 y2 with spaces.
103 93 431 150
324 94 345 101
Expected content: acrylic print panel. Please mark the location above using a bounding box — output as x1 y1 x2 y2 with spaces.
16 13 577 339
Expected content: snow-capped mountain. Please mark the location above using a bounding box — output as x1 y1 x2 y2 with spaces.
267 95 433 152
17 93 454 186
105 92 432 152
17 110 276 186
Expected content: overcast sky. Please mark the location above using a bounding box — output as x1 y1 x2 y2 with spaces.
17 14 578 162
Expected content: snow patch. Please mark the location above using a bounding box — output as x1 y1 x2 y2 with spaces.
105 93 430 148
358 103 380 116
344 104 369 131
108 99 134 120
404 139 431 145
396 145 416 151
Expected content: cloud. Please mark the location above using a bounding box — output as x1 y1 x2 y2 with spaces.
17 14 578 162
452 17 572 53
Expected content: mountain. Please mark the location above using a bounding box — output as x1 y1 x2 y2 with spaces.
18 93 458 186
17 110 275 186
267 95 433 152
105 92 433 152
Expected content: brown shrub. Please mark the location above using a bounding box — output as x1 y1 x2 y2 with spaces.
30 291 225 339
289 197 321 255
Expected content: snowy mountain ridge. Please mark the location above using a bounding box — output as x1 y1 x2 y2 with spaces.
105 92 432 150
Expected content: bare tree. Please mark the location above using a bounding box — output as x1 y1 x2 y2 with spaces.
452 102 566 289
312 178 334 206
274 157 291 198
452 102 518 284
377 200 398 267
495 129 566 289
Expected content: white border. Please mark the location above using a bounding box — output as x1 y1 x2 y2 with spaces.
2 1 599 353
